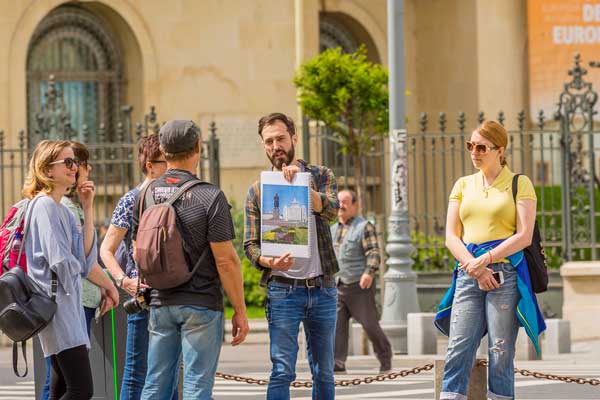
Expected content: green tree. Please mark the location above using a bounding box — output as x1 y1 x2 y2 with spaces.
294 46 388 213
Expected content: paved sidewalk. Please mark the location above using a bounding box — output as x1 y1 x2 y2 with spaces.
1 330 598 399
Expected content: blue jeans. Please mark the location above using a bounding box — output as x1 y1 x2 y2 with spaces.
265 280 337 400
120 309 178 400
140 305 224 400
441 263 520 400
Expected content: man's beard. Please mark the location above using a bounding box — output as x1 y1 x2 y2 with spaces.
268 146 295 170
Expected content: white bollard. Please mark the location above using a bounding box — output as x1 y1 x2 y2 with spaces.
544 319 571 355
407 313 437 355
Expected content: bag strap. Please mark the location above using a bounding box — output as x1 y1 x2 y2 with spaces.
12 341 27 377
166 179 205 206
137 179 156 222
18 196 58 300
511 174 521 203
137 179 205 220
511 174 522 235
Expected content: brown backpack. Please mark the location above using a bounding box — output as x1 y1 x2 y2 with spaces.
134 179 209 289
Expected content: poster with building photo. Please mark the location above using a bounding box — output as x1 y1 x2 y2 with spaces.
260 171 311 258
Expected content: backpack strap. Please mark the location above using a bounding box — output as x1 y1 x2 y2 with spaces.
12 341 27 377
137 179 156 222
166 179 205 206
137 179 205 219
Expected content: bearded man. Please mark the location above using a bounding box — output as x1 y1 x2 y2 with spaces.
243 112 339 400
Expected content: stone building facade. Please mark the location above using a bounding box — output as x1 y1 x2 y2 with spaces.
0 0 528 208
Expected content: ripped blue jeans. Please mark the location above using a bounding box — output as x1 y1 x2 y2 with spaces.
441 262 520 400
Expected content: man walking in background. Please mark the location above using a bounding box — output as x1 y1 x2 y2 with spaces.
331 189 392 374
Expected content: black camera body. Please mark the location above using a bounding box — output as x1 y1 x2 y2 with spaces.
123 288 151 315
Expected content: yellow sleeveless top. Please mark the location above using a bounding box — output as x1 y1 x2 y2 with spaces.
449 166 537 245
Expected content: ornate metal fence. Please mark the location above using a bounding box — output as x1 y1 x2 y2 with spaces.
302 117 387 221
0 76 220 228
410 54 600 270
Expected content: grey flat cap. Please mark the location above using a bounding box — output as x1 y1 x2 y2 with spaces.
159 120 200 154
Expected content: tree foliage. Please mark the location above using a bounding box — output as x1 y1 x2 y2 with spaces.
294 46 389 212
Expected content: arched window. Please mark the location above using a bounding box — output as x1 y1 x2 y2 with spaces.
319 14 359 54
27 6 122 144
318 13 384 215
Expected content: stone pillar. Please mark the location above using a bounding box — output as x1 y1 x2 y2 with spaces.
561 262 600 341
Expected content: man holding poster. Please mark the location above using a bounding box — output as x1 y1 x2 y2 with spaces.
244 112 339 400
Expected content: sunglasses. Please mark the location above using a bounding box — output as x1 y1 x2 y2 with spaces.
465 141 498 154
49 157 80 169
150 160 167 164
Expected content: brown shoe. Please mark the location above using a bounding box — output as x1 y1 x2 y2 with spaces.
334 364 346 374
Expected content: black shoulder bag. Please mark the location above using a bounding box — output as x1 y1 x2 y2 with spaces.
512 174 549 293
0 197 58 377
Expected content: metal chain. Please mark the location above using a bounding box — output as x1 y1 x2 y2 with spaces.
216 363 434 388
218 361 600 387
477 360 600 386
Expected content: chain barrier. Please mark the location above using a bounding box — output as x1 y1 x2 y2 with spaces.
217 361 600 388
477 360 600 386
216 363 434 388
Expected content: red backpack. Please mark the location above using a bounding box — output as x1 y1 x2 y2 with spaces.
0 199 30 275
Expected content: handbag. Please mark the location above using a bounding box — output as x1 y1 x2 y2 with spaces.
0 196 58 377
512 174 549 293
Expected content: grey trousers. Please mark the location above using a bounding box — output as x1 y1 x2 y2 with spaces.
334 281 392 369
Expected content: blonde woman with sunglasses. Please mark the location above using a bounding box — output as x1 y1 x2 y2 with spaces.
434 121 546 400
23 140 118 400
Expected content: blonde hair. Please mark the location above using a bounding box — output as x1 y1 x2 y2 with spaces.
476 120 508 166
22 140 72 199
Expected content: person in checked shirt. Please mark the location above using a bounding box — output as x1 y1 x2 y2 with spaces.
331 189 392 374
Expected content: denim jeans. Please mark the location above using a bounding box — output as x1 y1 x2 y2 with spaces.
265 280 337 400
140 305 224 400
441 262 520 400
120 309 178 400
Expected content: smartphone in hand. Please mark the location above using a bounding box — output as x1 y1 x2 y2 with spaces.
492 271 504 285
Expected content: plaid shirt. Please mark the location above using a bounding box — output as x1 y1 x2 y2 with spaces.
244 160 339 286
333 217 381 275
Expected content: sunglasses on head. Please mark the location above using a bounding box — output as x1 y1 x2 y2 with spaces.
49 157 80 169
465 141 498 154
150 160 167 164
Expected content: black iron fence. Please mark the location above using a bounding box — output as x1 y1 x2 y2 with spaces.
302 117 387 221
0 78 220 229
304 54 600 271
411 55 600 270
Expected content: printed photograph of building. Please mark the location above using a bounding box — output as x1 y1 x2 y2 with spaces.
261 184 309 246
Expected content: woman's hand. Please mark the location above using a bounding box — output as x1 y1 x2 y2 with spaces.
461 254 490 279
77 180 95 211
476 268 500 291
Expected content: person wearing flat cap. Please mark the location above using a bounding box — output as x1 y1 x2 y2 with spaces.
131 120 249 399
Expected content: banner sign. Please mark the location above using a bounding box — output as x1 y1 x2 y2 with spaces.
528 0 600 116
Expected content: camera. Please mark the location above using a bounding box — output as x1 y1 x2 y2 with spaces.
123 288 151 315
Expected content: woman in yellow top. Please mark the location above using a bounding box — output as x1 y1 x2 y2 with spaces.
437 121 545 400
